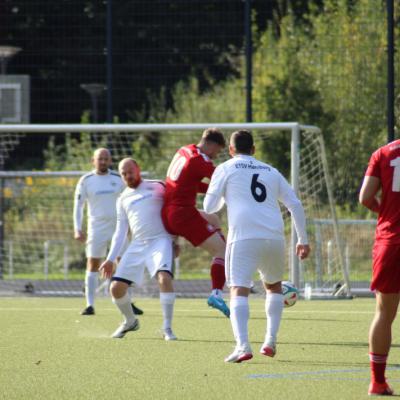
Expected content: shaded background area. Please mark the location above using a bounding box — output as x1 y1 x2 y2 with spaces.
0 1 398 205
1 0 278 123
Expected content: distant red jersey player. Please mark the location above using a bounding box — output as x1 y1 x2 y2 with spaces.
162 128 230 317
359 138 400 396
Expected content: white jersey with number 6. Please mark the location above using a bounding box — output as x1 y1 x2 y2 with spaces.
203 154 308 245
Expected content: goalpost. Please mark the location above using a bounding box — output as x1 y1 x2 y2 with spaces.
0 123 350 298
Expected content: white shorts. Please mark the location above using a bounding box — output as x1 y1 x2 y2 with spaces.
86 220 130 259
225 239 285 288
113 236 174 286
86 220 116 258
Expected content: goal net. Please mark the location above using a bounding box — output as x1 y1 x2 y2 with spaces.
0 123 350 298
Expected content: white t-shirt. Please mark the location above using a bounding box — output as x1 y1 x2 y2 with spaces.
203 154 308 245
107 180 171 262
73 170 125 231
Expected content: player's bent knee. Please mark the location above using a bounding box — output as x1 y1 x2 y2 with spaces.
110 280 128 299
157 270 172 283
156 271 173 290
264 281 282 293
87 257 101 272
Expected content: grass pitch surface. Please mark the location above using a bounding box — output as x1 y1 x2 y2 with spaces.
1 297 399 400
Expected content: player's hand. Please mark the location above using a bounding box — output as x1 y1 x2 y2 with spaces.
296 244 310 260
74 230 86 242
99 260 114 279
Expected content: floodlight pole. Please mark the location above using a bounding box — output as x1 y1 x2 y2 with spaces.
387 0 395 143
244 0 253 122
106 0 113 122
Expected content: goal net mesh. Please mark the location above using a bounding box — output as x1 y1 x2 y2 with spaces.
0 125 353 297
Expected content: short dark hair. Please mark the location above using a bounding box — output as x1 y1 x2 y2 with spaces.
230 130 254 154
200 128 226 147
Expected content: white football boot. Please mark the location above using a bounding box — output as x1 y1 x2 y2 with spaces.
111 318 140 339
260 339 276 357
224 344 253 363
163 328 178 341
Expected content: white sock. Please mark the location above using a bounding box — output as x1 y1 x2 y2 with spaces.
112 292 136 324
230 296 249 348
211 289 222 297
160 292 175 330
85 271 98 307
265 293 284 344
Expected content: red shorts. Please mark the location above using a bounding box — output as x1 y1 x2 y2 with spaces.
371 243 400 293
161 206 217 247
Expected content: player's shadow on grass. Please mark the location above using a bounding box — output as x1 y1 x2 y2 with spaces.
136 337 234 344
281 316 357 323
174 315 230 320
274 359 367 367
271 340 369 348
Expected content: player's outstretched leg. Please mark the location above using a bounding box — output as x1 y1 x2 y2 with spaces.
198 222 230 318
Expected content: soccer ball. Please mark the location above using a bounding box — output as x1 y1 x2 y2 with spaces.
282 281 299 308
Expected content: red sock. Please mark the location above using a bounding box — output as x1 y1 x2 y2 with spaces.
210 257 225 290
369 352 388 384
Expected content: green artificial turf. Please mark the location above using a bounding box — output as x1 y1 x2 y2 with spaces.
1 297 399 400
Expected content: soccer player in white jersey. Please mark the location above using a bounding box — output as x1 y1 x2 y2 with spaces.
204 130 310 363
73 148 143 316
99 158 177 340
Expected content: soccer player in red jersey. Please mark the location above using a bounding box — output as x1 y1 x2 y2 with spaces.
162 128 230 317
359 138 400 396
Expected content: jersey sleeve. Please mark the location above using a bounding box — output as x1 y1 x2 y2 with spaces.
203 165 226 213
106 197 129 262
277 172 308 244
73 177 87 231
365 149 381 178
196 156 215 180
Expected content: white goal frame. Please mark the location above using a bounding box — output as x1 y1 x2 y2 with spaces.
0 122 349 295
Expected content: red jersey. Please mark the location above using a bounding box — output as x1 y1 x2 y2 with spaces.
365 139 400 244
164 144 215 207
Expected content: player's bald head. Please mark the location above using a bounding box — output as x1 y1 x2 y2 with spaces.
93 147 111 159
92 148 112 174
118 157 138 170
118 158 142 188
